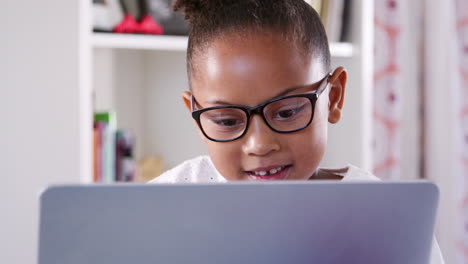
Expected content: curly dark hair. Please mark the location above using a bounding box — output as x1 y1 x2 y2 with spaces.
173 0 330 83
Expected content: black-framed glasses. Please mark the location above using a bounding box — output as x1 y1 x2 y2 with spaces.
191 73 332 142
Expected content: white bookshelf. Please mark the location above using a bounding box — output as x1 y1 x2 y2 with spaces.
92 33 189 51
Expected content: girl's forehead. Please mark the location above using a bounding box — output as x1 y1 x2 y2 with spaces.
191 34 325 106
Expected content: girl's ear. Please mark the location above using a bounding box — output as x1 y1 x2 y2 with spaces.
182 91 210 143
182 91 192 112
328 67 347 124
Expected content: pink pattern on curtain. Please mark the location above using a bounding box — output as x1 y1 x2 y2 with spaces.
455 0 468 259
373 0 402 179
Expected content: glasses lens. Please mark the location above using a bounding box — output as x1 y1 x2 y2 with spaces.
199 108 247 141
264 97 313 132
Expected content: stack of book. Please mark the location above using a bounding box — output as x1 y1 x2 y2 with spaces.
306 0 352 42
93 111 137 183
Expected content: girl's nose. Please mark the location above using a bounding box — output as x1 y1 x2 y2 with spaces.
242 115 281 156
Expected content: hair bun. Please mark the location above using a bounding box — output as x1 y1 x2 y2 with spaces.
173 0 235 25
173 0 207 24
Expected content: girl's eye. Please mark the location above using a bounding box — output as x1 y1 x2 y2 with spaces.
213 118 243 127
273 104 306 120
201 108 246 131
278 109 295 118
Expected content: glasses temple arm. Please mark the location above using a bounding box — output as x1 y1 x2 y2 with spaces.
316 72 333 95
191 94 195 112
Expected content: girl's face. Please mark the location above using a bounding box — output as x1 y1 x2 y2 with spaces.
183 32 346 181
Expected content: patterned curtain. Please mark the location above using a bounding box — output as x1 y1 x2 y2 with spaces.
373 0 402 180
455 0 468 260
374 0 468 262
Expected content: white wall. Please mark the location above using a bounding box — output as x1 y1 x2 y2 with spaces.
0 1 91 263
144 51 207 167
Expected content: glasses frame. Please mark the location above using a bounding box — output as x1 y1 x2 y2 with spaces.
191 72 332 142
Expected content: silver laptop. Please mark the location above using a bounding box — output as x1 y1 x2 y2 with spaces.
38 181 438 264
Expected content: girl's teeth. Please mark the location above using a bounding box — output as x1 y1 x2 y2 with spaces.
254 166 284 176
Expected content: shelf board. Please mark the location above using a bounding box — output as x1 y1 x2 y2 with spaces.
92 33 188 51
329 42 354 57
91 33 354 57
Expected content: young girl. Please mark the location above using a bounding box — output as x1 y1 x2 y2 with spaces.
150 0 444 262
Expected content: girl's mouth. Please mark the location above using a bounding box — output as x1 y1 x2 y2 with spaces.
245 165 292 181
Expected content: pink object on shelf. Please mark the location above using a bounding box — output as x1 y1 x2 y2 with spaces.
137 14 164 35
113 14 140 34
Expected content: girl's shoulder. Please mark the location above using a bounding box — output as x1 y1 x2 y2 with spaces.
148 155 226 184
317 164 380 181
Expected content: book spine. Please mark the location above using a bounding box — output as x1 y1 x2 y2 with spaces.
103 123 116 183
115 131 124 181
115 130 136 182
94 121 106 182
94 111 118 183
308 0 323 13
93 124 98 182
340 0 352 42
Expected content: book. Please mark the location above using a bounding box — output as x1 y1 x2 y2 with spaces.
95 111 117 183
325 0 345 43
93 112 138 183
306 0 323 13
305 0 350 43
339 0 352 42
93 123 99 182
93 121 107 182
320 0 330 30
115 130 136 182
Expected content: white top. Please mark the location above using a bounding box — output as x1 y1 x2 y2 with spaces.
150 155 445 263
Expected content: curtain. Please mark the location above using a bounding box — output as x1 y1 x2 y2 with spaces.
424 0 466 262
454 0 468 260
373 0 403 180
374 0 468 262
373 0 422 181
